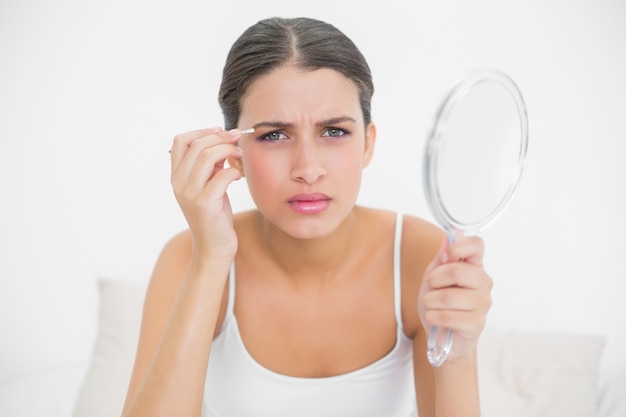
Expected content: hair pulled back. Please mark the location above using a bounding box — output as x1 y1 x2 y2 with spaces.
218 17 374 130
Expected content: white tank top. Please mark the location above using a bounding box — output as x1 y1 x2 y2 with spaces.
203 213 416 417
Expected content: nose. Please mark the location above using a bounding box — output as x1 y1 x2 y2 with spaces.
290 138 326 184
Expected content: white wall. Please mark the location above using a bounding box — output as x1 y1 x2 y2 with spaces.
1 0 625 384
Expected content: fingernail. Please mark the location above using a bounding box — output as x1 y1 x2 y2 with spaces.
228 129 241 136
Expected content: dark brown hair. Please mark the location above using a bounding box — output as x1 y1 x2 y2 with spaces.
218 17 374 130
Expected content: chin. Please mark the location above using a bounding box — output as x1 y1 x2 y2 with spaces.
266 209 348 241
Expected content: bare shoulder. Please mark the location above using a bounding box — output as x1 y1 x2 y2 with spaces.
400 214 445 338
145 228 229 325
149 229 193 292
401 214 444 253
159 229 193 262
142 229 194 333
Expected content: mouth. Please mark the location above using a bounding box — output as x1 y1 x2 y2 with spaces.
287 193 331 215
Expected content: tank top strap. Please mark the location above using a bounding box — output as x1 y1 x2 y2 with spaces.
393 212 404 331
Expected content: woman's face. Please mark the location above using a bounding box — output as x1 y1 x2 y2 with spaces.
234 66 376 239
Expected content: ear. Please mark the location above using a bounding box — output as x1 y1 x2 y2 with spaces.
362 122 377 168
227 155 245 177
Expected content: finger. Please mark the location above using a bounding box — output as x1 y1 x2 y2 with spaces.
198 166 244 205
428 262 492 291
171 127 224 149
424 308 488 336
172 129 242 183
422 287 481 311
170 126 223 163
446 236 484 267
184 143 243 193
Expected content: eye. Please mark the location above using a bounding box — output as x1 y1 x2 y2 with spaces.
258 130 287 142
322 127 350 138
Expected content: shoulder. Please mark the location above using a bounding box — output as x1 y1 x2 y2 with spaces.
144 227 232 337
144 229 194 311
351 207 439 237
351 208 443 287
399 213 445 338
159 229 193 261
400 214 444 256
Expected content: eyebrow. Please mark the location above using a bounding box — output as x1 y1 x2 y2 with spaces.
252 116 357 130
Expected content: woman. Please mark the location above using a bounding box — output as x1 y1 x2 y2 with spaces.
122 17 492 417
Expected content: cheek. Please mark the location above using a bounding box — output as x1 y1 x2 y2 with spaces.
242 153 281 192
328 145 367 177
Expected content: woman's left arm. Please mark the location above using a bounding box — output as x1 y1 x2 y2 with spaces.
414 235 493 417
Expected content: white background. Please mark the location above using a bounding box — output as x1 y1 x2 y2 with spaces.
1 0 625 385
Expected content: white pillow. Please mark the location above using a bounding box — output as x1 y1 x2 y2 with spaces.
73 278 606 417
72 279 146 417
477 328 605 417
598 369 626 417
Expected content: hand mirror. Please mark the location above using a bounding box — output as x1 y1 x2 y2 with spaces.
423 69 529 367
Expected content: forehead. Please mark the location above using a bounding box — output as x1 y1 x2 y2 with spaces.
239 66 362 121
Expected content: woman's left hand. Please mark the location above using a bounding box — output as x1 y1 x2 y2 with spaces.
418 235 493 364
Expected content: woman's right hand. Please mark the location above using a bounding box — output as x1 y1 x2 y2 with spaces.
170 127 244 261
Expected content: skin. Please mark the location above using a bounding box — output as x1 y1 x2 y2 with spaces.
121 66 493 417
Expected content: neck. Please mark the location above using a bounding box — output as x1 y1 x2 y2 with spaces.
259 210 358 284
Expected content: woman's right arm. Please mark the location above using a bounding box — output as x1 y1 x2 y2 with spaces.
121 128 245 417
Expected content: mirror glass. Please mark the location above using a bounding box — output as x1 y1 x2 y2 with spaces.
424 69 528 236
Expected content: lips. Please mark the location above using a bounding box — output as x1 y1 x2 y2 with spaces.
287 193 331 214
